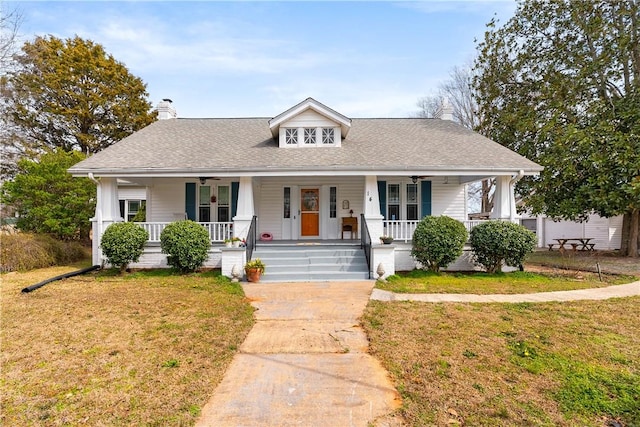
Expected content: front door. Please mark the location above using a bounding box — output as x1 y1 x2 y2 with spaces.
301 188 319 237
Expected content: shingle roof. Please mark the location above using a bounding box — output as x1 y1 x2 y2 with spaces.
69 117 542 176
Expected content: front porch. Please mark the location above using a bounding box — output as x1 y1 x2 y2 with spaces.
127 219 494 279
91 173 522 279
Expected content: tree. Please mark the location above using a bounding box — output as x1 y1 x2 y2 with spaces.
4 35 156 156
0 4 24 179
0 3 22 72
474 0 640 257
0 150 96 240
416 63 494 214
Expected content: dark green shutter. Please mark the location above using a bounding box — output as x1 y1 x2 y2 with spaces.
377 181 386 219
231 182 239 218
421 181 432 218
185 183 196 220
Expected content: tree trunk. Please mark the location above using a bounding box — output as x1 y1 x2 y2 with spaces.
620 210 640 258
620 213 630 255
629 209 639 258
481 179 494 213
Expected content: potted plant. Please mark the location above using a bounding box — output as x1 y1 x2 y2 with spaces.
231 236 242 247
245 258 266 282
223 238 232 248
380 236 394 244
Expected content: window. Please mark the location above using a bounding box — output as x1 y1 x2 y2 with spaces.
283 187 291 219
218 185 230 222
329 187 337 218
388 184 400 220
322 128 334 144
304 128 316 144
406 183 418 220
120 200 145 222
199 185 211 222
285 128 298 145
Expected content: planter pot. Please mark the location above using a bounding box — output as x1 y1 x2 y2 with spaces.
380 238 393 245
245 268 262 282
233 241 241 248
225 242 232 248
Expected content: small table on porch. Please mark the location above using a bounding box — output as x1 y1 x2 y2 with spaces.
341 217 358 239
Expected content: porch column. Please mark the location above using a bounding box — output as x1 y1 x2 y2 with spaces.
91 177 122 266
490 174 519 223
232 176 255 240
363 175 384 240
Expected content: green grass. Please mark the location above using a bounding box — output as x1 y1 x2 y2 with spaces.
376 269 633 294
362 297 640 426
1 267 255 426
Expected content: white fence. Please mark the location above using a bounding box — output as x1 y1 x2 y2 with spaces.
137 222 233 242
383 219 490 242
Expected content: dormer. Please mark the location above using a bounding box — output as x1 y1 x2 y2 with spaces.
269 98 352 148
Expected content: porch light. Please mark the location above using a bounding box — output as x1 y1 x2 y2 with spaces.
411 176 418 184
199 177 207 185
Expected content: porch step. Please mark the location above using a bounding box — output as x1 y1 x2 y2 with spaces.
251 244 370 282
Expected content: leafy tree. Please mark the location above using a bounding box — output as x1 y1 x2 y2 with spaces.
101 222 149 273
474 0 640 257
416 64 494 214
411 216 468 273
0 150 96 240
470 221 536 273
4 35 156 156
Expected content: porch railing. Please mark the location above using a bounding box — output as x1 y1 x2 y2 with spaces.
136 222 233 243
360 214 372 279
383 219 492 242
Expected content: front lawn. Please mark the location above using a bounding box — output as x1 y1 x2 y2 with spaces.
1 267 254 426
362 297 640 426
376 269 634 294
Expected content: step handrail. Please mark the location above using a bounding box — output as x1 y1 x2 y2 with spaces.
360 214 372 279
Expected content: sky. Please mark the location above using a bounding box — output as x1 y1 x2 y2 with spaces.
8 1 517 118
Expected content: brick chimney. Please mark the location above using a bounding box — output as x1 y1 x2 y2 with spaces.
156 98 177 120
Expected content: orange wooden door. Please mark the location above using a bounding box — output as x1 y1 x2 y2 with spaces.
300 188 319 236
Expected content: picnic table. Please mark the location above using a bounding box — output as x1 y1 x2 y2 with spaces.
548 238 595 252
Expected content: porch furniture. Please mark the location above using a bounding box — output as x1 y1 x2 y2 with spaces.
552 238 595 252
341 217 358 239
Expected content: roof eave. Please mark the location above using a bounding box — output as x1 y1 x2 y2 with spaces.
69 165 543 178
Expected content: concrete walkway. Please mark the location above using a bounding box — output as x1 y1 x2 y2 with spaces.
371 280 640 303
196 281 401 427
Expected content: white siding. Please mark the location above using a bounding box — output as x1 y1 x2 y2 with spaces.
118 186 146 200
285 110 337 128
149 179 188 222
431 182 466 221
256 176 364 240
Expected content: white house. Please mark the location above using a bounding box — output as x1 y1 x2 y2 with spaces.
69 98 542 280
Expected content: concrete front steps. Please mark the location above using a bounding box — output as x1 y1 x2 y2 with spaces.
252 243 370 282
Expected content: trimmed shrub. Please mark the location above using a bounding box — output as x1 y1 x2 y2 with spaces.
0 233 88 272
411 215 468 273
160 220 210 273
470 221 537 273
100 222 149 272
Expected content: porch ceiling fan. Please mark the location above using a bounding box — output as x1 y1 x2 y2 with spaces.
410 175 431 183
198 177 221 184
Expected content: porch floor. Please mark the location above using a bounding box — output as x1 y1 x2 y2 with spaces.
255 239 360 247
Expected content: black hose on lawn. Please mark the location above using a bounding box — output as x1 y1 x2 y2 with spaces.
21 265 100 293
